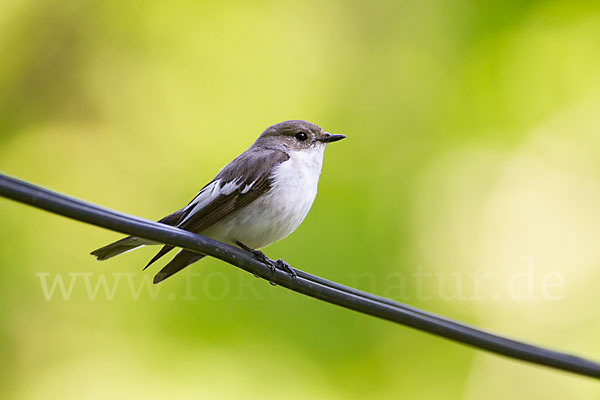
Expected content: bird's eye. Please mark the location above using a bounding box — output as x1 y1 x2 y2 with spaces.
295 132 308 141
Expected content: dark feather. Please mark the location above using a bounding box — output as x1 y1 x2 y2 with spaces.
90 236 142 260
91 206 189 261
178 148 289 233
153 250 206 284
144 244 175 270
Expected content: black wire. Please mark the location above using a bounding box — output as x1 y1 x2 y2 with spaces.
1 172 599 379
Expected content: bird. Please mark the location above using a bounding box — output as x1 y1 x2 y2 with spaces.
91 120 345 284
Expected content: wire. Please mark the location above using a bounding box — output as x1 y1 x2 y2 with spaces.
1 172 599 379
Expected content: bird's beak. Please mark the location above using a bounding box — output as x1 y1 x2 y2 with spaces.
319 133 346 143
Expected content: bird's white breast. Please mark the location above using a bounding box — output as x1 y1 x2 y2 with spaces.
203 146 325 249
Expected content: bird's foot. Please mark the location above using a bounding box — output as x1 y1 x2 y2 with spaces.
235 241 296 280
253 252 297 280
275 259 297 279
250 249 276 273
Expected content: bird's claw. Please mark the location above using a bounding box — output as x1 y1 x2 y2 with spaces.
249 249 270 266
275 259 297 279
253 253 297 281
238 242 296 281
247 249 276 284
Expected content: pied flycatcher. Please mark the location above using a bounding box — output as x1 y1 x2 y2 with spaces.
91 120 345 283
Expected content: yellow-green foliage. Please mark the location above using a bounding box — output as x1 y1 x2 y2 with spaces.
1 0 600 398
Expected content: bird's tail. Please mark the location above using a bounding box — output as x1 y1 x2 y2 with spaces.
90 236 151 261
91 207 189 261
153 250 205 284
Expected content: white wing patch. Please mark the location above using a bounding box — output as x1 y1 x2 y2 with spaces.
220 177 242 195
240 178 258 194
179 177 245 225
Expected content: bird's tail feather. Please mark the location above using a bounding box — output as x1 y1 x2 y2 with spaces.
90 236 150 261
153 250 205 284
91 207 188 262
144 244 175 270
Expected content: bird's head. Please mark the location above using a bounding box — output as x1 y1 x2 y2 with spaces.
253 120 345 152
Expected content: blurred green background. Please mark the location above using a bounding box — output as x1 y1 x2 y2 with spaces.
2 0 600 398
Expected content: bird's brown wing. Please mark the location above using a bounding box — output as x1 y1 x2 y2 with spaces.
144 148 289 276
178 147 289 232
